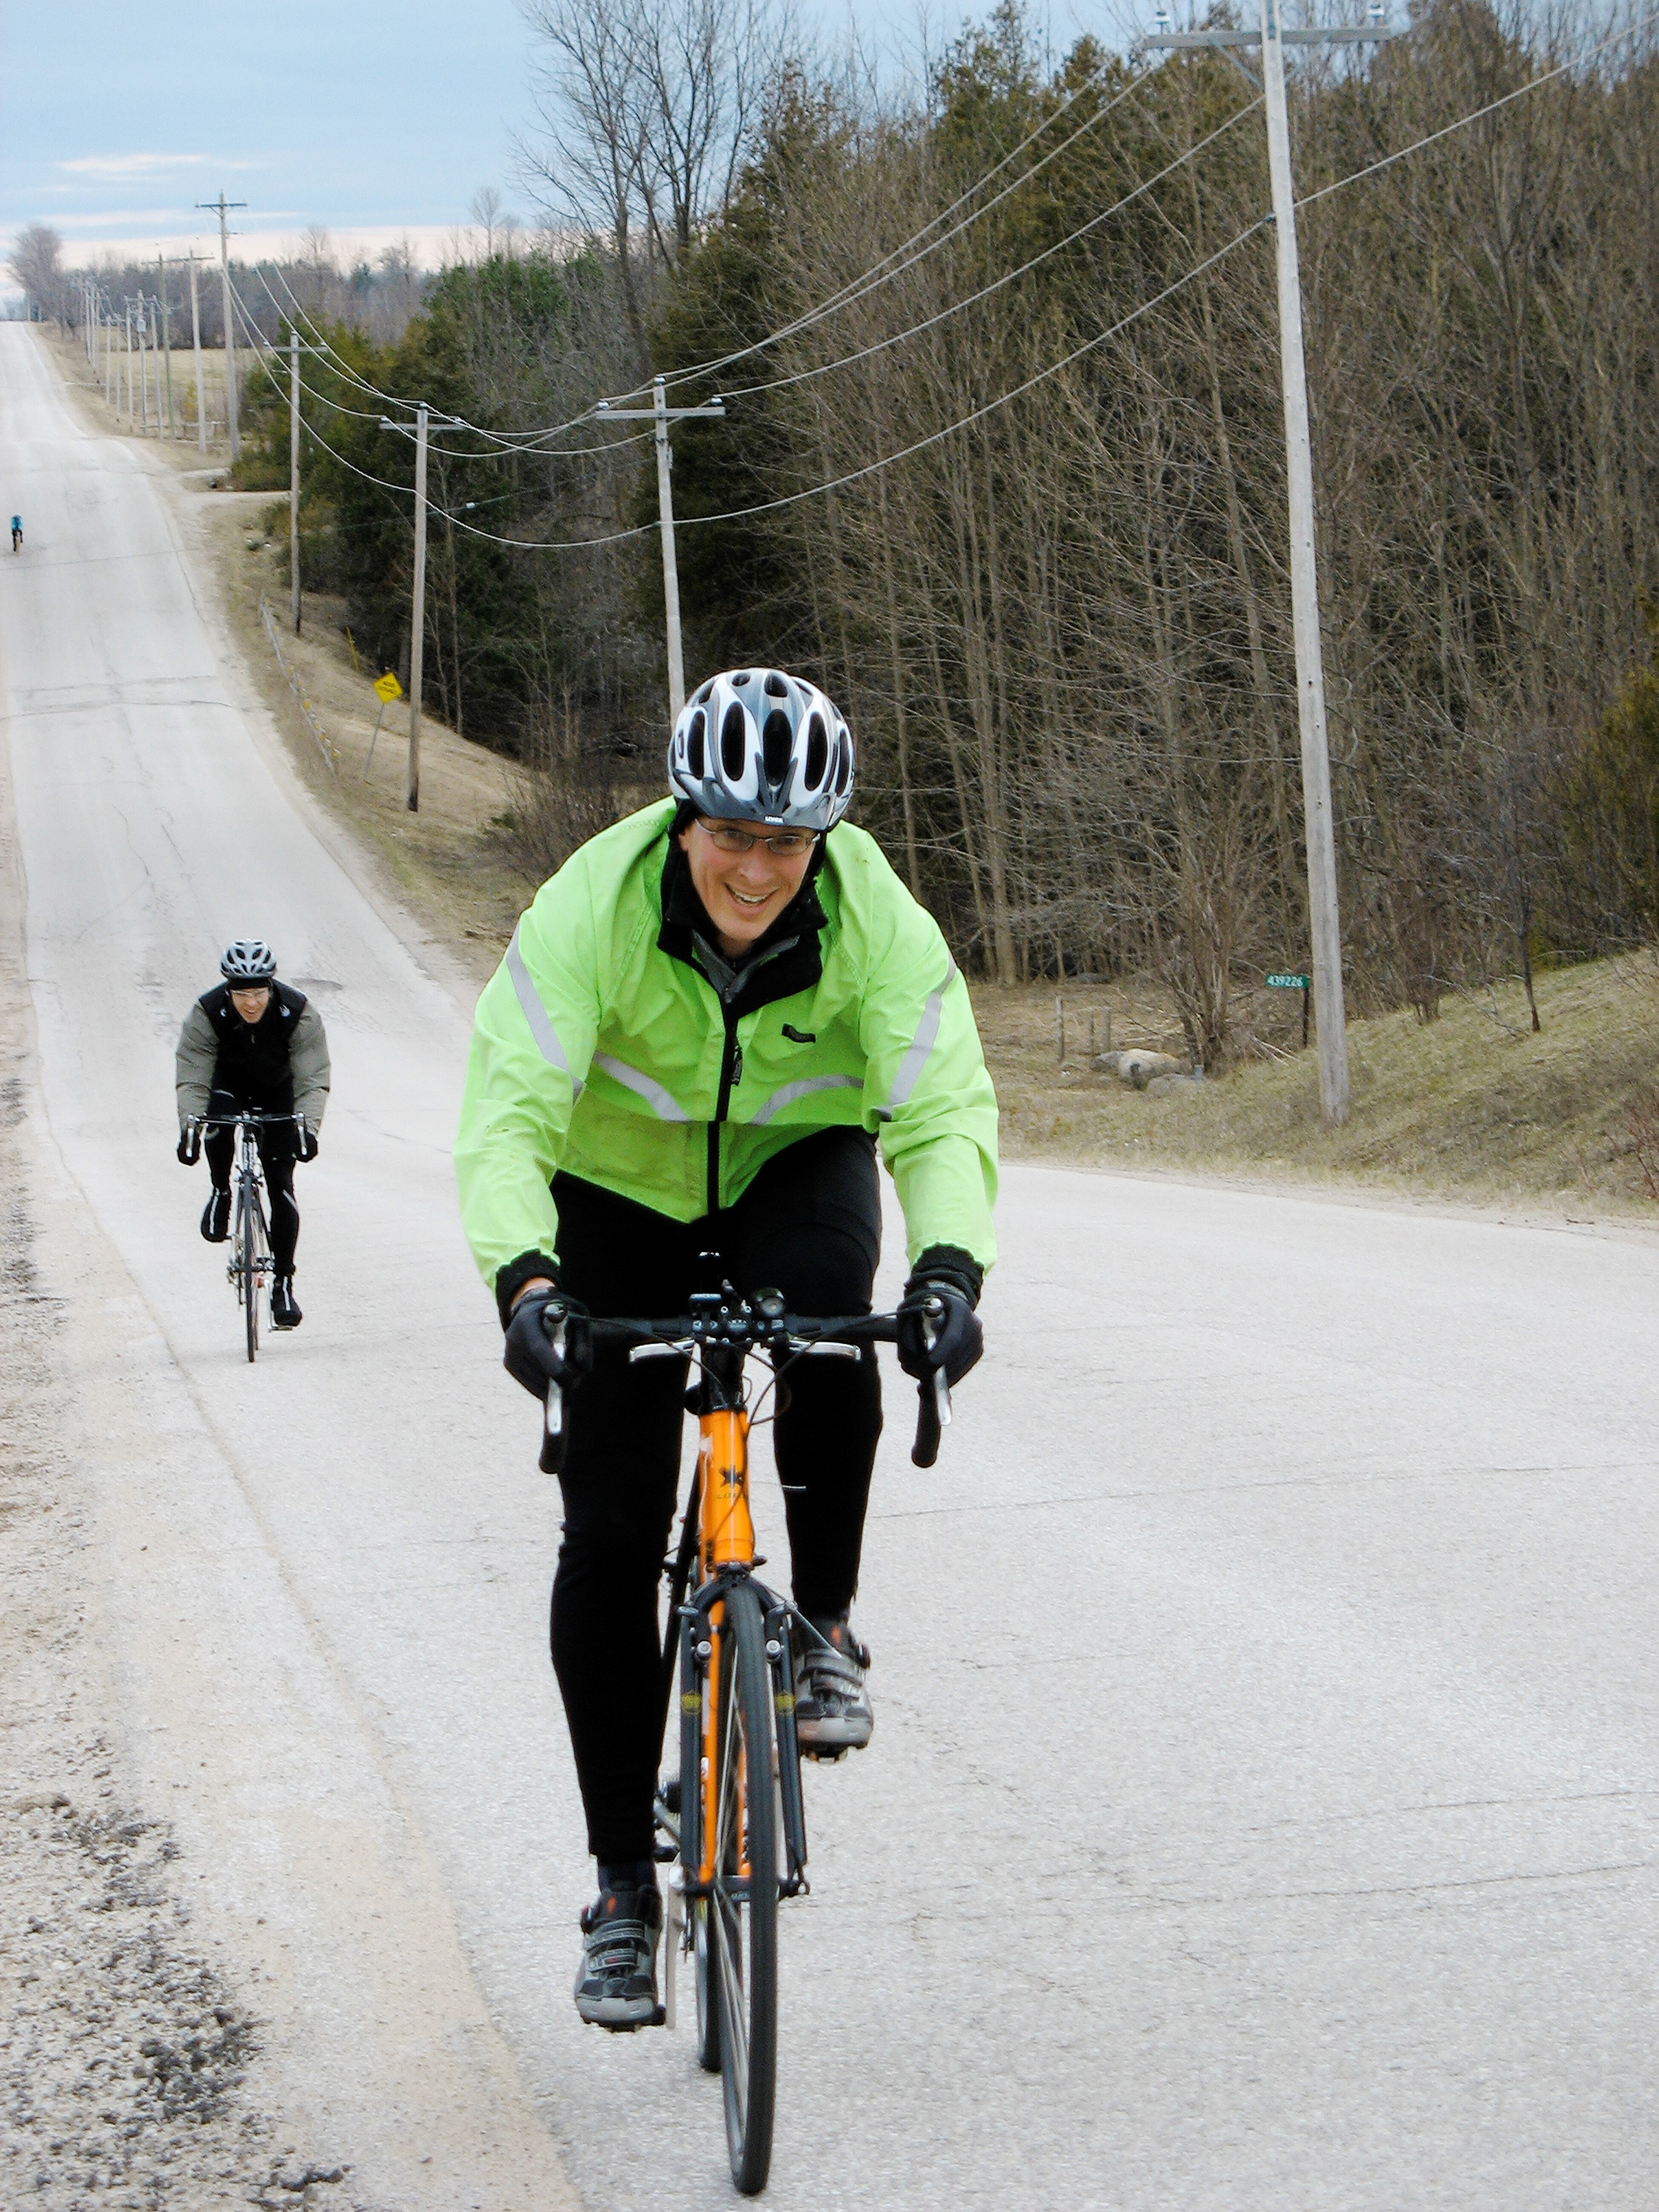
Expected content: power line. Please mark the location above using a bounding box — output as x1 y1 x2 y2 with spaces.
234 14 1659 558
257 255 641 453
1293 1 1659 211
228 272 649 461
437 218 1269 554
645 59 1159 402
721 95 1260 402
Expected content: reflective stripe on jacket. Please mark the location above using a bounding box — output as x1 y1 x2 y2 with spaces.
454 799 998 1295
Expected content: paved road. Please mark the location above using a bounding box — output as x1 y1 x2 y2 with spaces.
4 321 1658 2210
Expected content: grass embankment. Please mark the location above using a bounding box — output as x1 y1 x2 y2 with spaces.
41 323 235 457
981 963 1659 1216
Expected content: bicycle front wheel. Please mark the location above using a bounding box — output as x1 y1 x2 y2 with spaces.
238 1182 259 1363
707 1578 779 2195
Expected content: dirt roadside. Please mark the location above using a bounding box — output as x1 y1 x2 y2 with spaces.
0 753 339 2207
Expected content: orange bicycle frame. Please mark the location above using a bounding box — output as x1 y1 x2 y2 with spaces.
696 1406 754 1886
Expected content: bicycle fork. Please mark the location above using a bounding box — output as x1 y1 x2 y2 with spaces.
675 1575 811 1896
664 1573 811 2029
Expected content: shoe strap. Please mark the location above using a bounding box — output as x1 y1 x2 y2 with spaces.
804 1643 865 1692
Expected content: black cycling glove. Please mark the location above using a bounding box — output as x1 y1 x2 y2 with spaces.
503 1281 593 1398
896 1245 984 1387
176 1122 201 1166
298 1121 320 1163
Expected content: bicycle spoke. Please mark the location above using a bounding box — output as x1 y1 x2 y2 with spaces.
713 1889 748 2126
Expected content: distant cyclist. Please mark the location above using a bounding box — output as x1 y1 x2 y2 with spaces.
10 516 20 552
456 667 997 2028
175 940 331 1330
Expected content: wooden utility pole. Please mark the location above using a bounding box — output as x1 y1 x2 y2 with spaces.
289 328 302 633
157 256 176 439
408 402 428 811
199 193 248 460
123 302 133 424
1144 1 1392 1126
188 251 206 453
594 378 726 722
1258 2 1349 1122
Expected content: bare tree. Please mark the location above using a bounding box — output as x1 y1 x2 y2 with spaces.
7 223 67 326
518 0 790 363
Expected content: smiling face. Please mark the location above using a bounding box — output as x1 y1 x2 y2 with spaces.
679 818 815 958
229 984 272 1024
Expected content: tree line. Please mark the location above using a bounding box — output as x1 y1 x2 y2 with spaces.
229 0 1657 1057
13 224 429 351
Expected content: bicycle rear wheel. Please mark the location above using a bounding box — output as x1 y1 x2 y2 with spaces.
707 1579 778 2195
238 1181 259 1363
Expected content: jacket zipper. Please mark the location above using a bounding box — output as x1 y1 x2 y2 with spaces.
707 1003 743 1218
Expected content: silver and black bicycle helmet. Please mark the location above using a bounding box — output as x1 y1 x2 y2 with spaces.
220 938 277 982
668 669 854 833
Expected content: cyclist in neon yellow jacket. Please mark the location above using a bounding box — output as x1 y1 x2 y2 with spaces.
455 667 996 2029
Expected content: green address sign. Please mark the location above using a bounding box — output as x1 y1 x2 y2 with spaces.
1265 973 1311 989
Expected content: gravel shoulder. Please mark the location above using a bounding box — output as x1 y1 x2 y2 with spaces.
0 742 332 2209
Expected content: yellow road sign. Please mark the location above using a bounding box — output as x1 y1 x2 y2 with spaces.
374 670 403 704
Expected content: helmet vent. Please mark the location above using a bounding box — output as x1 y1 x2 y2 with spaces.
803 713 828 792
834 731 852 794
762 710 793 792
686 708 707 781
763 670 790 697
720 701 748 781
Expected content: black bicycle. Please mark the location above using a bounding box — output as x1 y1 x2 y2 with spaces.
186 1112 302 1362
542 1285 949 2194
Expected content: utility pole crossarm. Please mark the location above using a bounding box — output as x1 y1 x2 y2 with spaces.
1147 23 1395 42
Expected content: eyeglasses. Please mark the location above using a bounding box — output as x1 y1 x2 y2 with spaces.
699 822 818 857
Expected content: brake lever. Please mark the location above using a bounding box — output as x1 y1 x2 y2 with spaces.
539 1314 567 1475
911 1301 952 1469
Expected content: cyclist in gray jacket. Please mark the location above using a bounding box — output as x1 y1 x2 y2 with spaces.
175 939 330 1329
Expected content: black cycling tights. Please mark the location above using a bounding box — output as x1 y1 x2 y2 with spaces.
203 1086 300 1276
550 1126 884 1865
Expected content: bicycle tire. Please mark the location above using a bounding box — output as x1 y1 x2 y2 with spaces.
240 1180 259 1363
709 1579 778 2195
685 1617 722 2077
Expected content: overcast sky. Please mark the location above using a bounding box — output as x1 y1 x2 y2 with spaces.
1 0 1106 280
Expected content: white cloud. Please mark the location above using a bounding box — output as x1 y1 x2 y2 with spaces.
52 208 201 229
34 222 466 270
57 154 261 179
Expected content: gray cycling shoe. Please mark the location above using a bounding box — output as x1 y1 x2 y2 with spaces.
575 1886 664 2030
794 1616 874 1756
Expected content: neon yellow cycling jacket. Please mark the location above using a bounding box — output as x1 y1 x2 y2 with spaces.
455 799 998 1296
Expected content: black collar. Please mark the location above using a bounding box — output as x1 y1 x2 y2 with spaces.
658 836 826 1015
